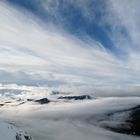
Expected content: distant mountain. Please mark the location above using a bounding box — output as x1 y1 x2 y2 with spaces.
103 105 140 136
58 95 92 100
35 98 50 104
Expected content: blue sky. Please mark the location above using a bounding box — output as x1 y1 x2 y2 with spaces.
7 0 115 51
0 0 140 89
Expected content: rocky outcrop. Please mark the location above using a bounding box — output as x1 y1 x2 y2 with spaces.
26 98 50 104
101 105 140 136
58 95 92 100
16 133 32 140
35 98 50 104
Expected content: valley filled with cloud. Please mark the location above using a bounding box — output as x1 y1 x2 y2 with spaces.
0 0 140 140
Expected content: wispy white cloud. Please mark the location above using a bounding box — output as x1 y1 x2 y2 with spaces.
108 0 140 45
0 1 140 90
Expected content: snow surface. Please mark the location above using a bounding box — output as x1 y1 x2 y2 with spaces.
0 121 32 140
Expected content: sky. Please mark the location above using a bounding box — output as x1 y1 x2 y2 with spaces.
0 0 140 89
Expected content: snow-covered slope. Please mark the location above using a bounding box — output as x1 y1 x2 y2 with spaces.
0 121 32 140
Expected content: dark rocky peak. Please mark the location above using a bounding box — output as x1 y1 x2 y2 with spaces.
58 95 92 100
35 98 50 104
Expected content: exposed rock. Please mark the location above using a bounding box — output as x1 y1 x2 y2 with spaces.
35 98 50 104
16 133 22 140
102 105 140 136
27 98 50 104
58 95 92 100
16 133 33 140
18 102 25 105
127 105 140 136
24 135 32 140
0 104 4 107
4 101 12 103
51 91 60 95
27 99 34 102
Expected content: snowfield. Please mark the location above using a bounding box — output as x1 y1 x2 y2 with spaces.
0 121 32 140
0 84 140 140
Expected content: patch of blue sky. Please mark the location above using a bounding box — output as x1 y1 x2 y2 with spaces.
6 1 114 49
6 0 131 59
